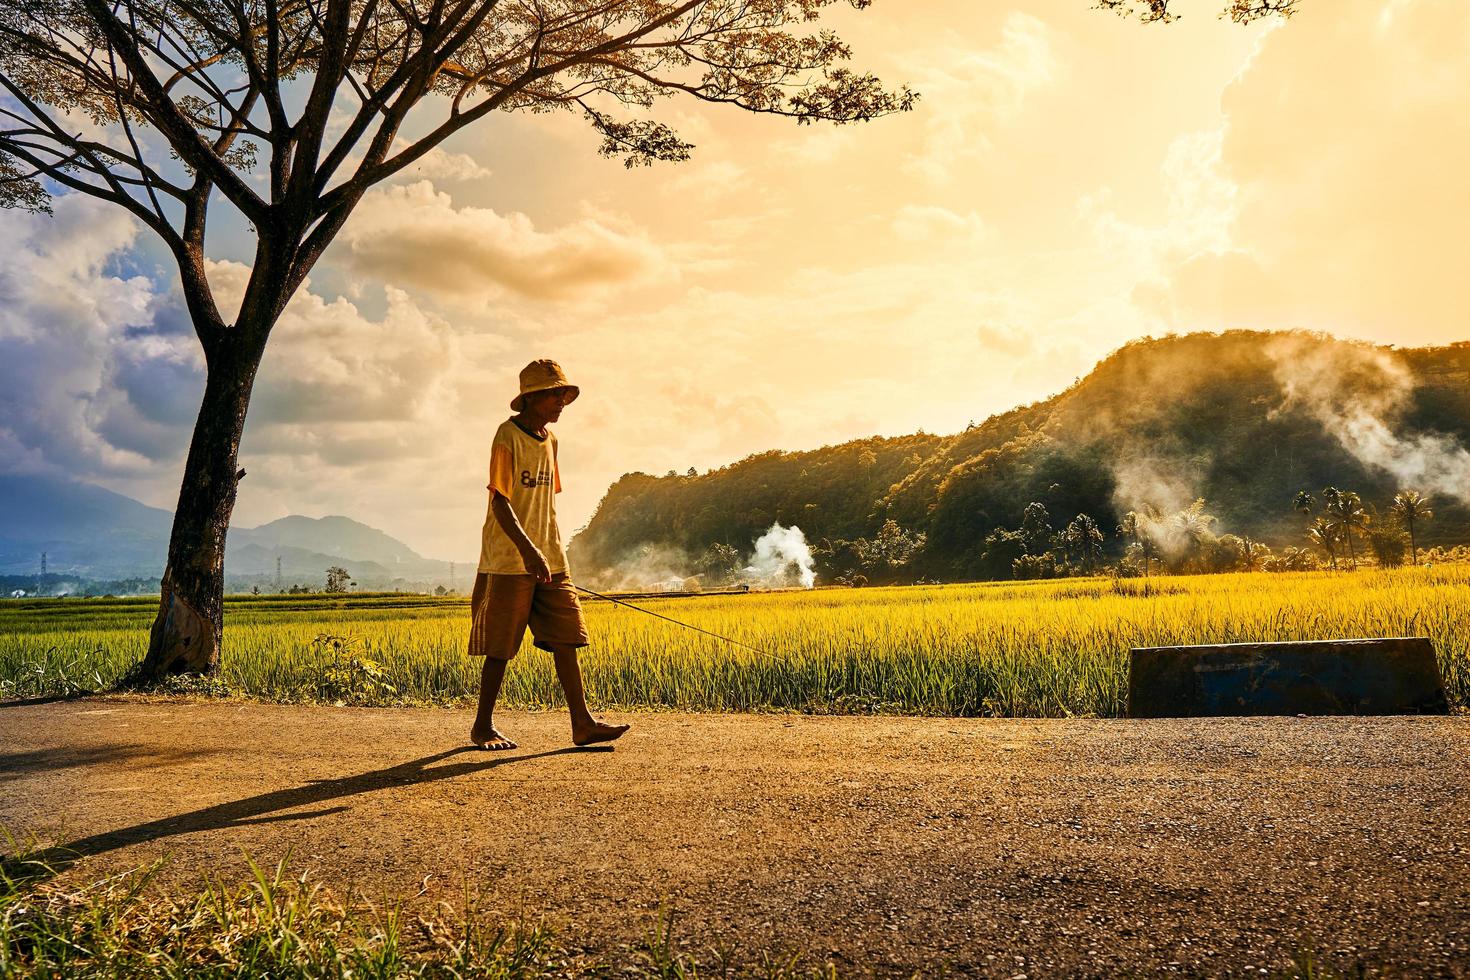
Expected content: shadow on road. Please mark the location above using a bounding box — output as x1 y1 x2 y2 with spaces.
0 693 101 710
0 743 220 783
3 744 609 885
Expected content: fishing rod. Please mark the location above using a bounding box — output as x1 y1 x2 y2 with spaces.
571 583 786 664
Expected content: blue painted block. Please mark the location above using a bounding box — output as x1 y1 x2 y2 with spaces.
1127 637 1449 718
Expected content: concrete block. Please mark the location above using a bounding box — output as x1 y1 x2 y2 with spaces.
1127 637 1449 718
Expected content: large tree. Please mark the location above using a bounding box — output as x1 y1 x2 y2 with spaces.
1 0 1296 677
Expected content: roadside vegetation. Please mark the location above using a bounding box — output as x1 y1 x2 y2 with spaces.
0 836 1395 980
0 843 838 979
3 566 1466 717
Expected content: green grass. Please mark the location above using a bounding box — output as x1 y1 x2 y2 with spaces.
1 566 1467 717
0 842 839 979
0 847 566 978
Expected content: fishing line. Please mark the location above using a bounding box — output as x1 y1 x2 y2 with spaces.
572 583 786 664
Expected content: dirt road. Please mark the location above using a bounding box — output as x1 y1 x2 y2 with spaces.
2 698 1467 976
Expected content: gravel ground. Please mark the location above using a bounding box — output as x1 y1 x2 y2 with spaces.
1 697 1467 977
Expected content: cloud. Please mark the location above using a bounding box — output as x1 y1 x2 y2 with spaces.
88 336 205 461
1145 1 1470 342
890 204 990 244
1081 125 1238 285
0 196 192 479
396 147 493 182
974 323 1035 358
669 159 747 201
205 261 459 427
0 201 490 557
899 13 1059 182
340 180 671 302
194 261 485 538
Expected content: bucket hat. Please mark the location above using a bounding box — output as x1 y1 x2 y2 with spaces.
512 359 580 411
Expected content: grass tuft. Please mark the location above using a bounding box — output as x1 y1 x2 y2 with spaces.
0 843 574 979
0 842 843 979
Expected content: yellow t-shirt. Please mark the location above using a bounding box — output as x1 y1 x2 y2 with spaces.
477 419 569 576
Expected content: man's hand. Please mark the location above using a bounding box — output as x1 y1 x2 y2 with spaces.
491 493 552 582
521 546 552 583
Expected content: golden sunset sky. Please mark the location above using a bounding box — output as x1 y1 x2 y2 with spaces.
3 0 1467 562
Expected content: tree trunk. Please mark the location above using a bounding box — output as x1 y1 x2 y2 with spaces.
140 336 266 678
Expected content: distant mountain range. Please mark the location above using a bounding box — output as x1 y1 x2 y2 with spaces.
570 331 1470 583
0 474 472 593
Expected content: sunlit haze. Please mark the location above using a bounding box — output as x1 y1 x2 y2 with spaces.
3 0 1466 561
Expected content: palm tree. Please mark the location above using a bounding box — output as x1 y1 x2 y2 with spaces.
1139 503 1164 577
1119 511 1146 579
1239 537 1269 573
1294 490 1316 518
1391 490 1433 566
1318 488 1346 568
1318 488 1369 569
1336 490 1370 569
1067 514 1105 573
1306 516 1338 570
1171 499 1216 570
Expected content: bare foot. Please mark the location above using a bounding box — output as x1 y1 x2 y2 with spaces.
572 719 630 747
470 725 517 751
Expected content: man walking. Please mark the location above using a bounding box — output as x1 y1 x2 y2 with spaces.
468 359 629 750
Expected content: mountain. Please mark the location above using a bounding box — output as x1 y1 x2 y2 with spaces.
0 474 172 579
230 515 424 566
0 475 469 592
569 331 1470 584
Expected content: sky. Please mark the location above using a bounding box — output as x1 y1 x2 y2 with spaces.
2 0 1468 562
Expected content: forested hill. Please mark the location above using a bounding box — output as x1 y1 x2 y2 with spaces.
569 331 1470 584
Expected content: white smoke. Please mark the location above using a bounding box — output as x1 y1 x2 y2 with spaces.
1266 335 1470 505
743 523 816 589
1109 457 1218 562
587 524 816 592
591 542 692 592
1111 457 1199 518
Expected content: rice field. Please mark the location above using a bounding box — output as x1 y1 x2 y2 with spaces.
1 566 1467 717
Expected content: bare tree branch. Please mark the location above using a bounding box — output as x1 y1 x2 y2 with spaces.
76 0 269 221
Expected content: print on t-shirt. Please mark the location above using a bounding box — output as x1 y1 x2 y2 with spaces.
520 466 555 489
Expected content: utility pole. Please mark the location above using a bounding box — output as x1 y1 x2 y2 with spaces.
275 555 282 592
449 561 456 594
38 551 46 596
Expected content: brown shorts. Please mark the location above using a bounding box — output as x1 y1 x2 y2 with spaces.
468 572 589 660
